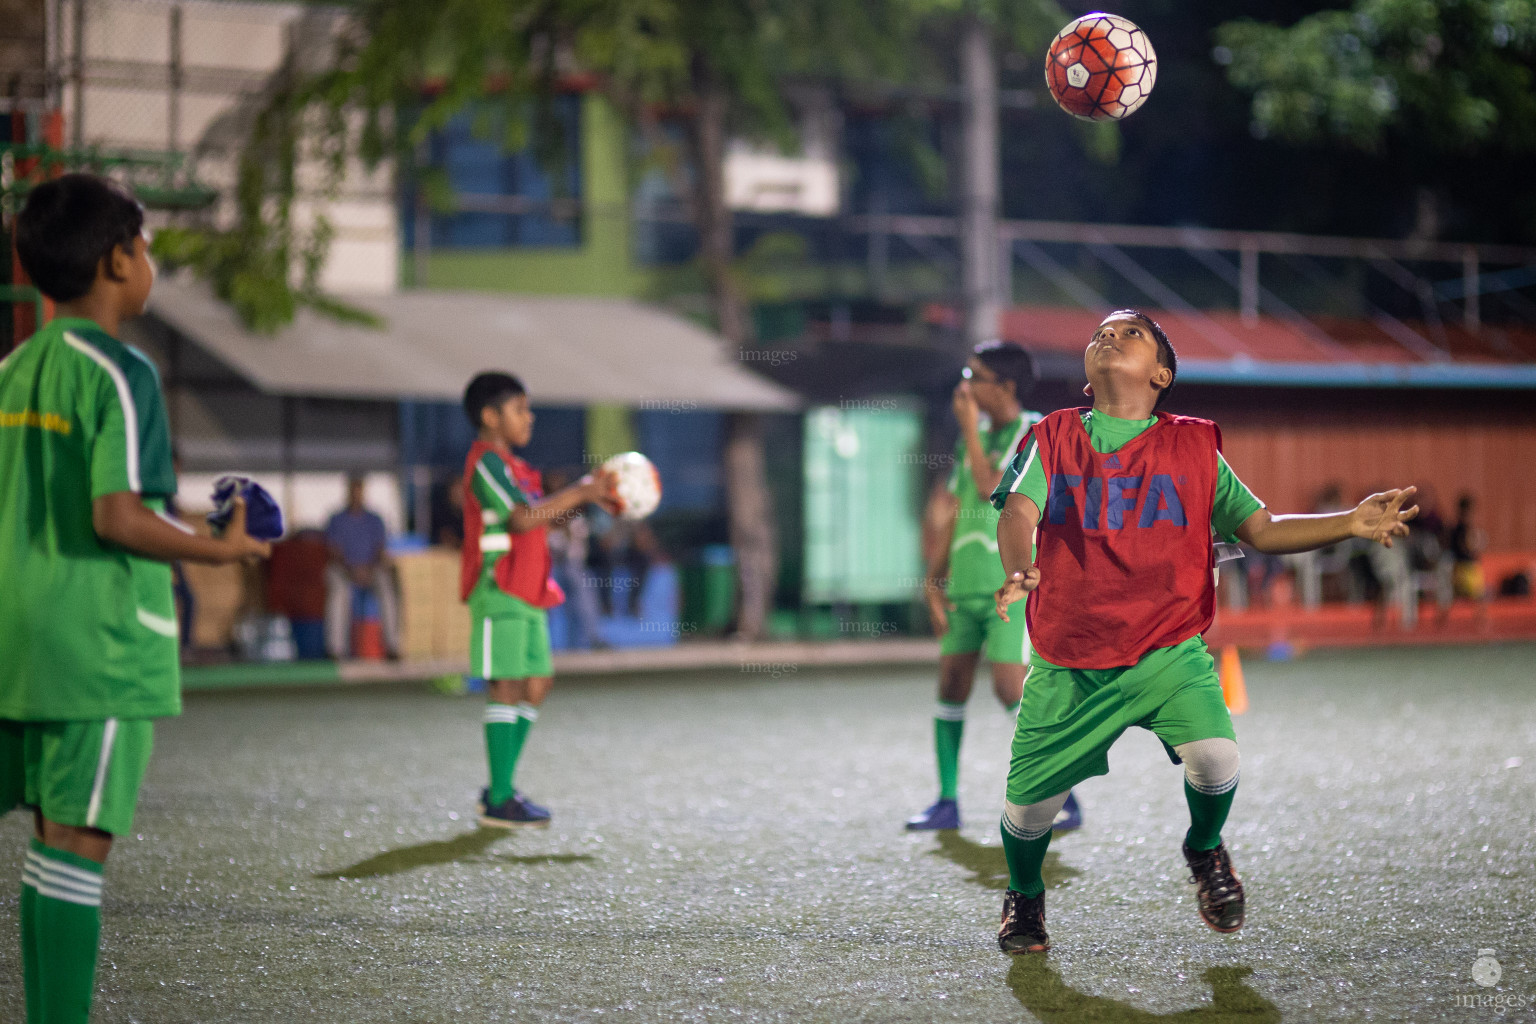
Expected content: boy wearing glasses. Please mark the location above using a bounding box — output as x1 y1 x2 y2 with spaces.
907 341 1081 834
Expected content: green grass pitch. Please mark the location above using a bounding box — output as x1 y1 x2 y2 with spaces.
2 643 1532 1021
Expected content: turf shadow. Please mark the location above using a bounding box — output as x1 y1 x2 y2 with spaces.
314 829 594 879
1006 959 1282 1024
930 830 1082 891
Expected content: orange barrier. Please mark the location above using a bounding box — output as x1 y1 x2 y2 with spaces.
1219 645 1248 715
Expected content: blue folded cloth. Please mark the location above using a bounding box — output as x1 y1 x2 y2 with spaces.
207 475 285 541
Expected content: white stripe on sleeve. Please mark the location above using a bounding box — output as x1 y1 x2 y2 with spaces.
996 416 1035 471
475 460 516 511
1009 444 1038 496
65 331 139 492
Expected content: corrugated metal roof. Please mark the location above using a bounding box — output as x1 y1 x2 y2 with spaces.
148 275 801 410
989 305 1536 389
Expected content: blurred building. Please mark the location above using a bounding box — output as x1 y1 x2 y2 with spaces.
7 0 1536 642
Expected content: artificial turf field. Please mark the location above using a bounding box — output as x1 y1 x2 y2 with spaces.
1 643 1531 1023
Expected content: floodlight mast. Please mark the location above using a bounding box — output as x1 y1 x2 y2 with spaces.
960 15 1004 354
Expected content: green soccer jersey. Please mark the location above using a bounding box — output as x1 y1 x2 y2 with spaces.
467 445 534 617
946 411 1039 597
0 318 181 720
990 409 1263 541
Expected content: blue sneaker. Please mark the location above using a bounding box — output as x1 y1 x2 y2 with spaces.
515 792 551 819
477 787 546 817
1052 791 1083 833
906 798 961 831
480 792 551 829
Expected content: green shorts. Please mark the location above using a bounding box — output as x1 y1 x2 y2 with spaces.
0 718 155 836
469 596 553 681
1005 636 1235 806
939 594 1029 665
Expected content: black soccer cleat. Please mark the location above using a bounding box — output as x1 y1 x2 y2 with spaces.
1182 841 1245 933
998 889 1050 954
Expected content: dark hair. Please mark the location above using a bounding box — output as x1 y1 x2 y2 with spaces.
15 173 145 302
973 340 1036 401
1106 308 1177 410
463 371 526 428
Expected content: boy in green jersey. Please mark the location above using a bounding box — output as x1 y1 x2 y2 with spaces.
907 341 1080 832
1 174 270 1022
988 309 1416 954
460 373 616 827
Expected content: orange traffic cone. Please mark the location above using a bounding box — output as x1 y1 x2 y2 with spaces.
1219 644 1249 715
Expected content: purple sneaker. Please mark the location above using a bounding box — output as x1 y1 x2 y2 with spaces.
905 798 961 831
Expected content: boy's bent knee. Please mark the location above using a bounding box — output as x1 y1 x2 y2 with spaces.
1002 793 1069 840
1175 737 1239 793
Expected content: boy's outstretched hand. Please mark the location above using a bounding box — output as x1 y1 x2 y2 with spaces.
994 567 1041 623
581 467 622 515
1350 486 1419 547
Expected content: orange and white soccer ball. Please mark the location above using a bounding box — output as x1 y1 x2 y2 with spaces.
1045 13 1157 122
601 451 662 520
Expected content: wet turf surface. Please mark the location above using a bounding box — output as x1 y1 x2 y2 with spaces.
2 643 1532 1022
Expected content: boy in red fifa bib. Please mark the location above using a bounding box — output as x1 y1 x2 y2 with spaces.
988 309 1418 954
460 372 615 828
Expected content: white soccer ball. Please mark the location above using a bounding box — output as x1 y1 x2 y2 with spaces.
601 451 662 520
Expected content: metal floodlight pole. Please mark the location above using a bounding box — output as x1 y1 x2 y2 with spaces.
1463 247 1480 332
959 14 1002 352
169 5 183 155
70 0 84 148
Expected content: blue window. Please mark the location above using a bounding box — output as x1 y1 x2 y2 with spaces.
404 97 583 248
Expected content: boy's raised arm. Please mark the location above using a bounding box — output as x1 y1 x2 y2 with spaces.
922 488 958 635
1235 486 1418 555
506 469 619 533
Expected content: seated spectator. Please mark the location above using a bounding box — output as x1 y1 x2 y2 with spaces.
588 515 656 617
324 475 400 659
1404 485 1453 623
1357 484 1414 629
431 477 466 549
1449 493 1487 600
267 528 331 659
